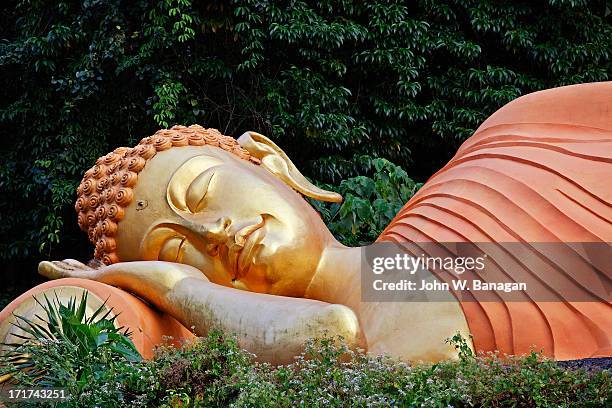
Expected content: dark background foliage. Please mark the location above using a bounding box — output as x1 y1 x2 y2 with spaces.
0 0 610 289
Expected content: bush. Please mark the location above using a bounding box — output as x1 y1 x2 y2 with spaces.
4 321 609 407
310 156 422 245
149 331 253 407
1 0 611 267
231 335 611 407
0 292 143 406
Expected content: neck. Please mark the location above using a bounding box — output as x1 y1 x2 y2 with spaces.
305 241 474 360
305 242 364 310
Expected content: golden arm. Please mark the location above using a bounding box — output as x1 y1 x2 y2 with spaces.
38 260 364 363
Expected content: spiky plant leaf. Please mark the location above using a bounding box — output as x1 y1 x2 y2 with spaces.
0 290 141 387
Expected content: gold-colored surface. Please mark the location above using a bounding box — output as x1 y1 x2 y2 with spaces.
237 131 343 203
74 126 340 266
74 124 260 265
117 144 334 296
31 127 470 363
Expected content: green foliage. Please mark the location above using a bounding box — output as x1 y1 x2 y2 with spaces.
0 291 141 401
233 335 611 407
153 75 188 128
151 331 254 407
0 0 610 265
3 330 609 407
446 331 475 361
310 156 422 245
3 340 147 407
233 337 408 407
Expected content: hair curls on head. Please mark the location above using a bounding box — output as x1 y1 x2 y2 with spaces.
76 125 260 265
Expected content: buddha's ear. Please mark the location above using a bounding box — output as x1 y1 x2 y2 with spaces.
238 131 342 203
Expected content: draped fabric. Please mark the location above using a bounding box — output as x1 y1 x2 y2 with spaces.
378 82 612 359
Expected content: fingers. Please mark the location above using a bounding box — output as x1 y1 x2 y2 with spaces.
38 260 95 280
54 260 83 271
38 261 65 280
62 259 93 270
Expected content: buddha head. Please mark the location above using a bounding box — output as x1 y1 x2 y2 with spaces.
75 125 342 297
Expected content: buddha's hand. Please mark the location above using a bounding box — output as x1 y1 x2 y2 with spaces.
38 259 96 280
38 260 208 304
38 260 365 362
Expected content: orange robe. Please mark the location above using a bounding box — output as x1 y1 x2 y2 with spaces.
379 82 612 359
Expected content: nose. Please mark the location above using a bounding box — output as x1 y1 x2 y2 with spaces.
192 216 232 244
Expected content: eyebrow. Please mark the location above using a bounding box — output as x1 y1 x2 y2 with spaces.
185 168 218 213
167 155 225 212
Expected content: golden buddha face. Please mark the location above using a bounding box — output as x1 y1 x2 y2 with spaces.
115 145 336 297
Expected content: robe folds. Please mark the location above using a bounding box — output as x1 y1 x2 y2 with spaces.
379 82 612 359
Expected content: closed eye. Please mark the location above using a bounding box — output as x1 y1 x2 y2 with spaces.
166 155 223 212
159 236 187 263
185 168 217 213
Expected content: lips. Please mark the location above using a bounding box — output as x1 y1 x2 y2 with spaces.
228 215 266 280
234 216 265 247
237 227 265 276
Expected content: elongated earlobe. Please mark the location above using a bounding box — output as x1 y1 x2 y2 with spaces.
238 131 343 203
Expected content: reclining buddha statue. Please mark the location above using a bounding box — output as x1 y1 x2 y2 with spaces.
1 82 610 364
